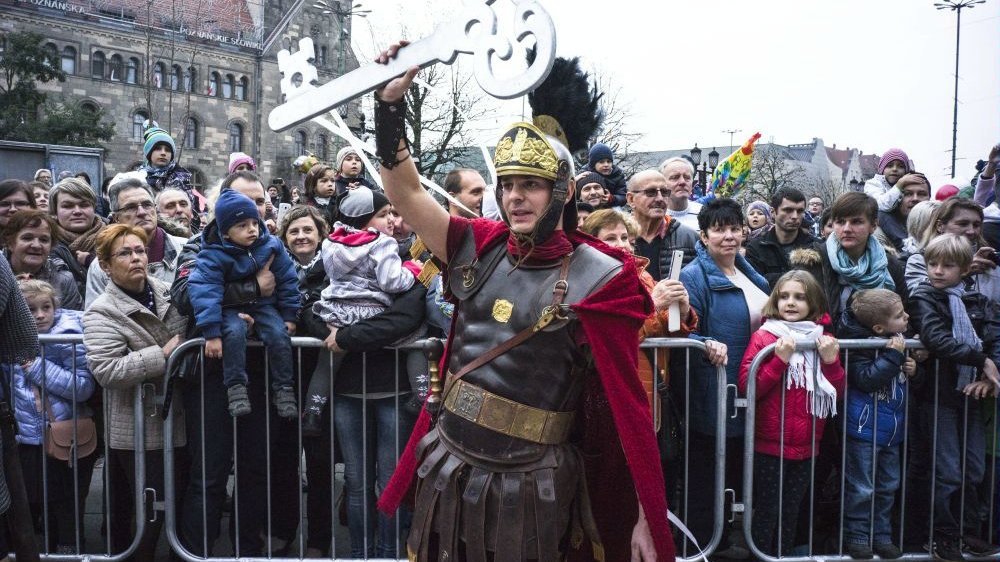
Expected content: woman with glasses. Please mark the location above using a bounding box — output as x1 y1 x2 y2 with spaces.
0 179 37 230
82 223 189 561
2 209 83 310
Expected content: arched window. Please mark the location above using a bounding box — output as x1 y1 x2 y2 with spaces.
109 54 123 81
294 131 306 156
60 46 76 74
317 134 328 160
228 122 244 152
132 110 148 141
153 62 165 88
183 117 198 149
90 51 105 79
170 64 182 91
44 42 57 67
209 72 220 96
183 66 196 92
222 74 234 98
234 76 248 101
126 57 139 84
80 101 99 114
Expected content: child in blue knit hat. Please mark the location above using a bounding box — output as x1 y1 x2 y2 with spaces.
141 120 201 230
586 143 628 207
187 189 301 417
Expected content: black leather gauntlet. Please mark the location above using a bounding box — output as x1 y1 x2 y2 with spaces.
374 95 411 169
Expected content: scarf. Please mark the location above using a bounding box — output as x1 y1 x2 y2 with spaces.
506 230 573 267
147 227 166 264
944 284 982 390
826 233 895 290
118 281 157 314
760 318 838 418
143 161 178 184
57 217 106 254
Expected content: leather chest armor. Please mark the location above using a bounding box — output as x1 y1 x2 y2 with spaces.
440 232 622 463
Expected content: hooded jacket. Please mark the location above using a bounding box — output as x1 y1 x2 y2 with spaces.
6 309 93 446
316 225 415 307
838 309 909 447
188 217 300 339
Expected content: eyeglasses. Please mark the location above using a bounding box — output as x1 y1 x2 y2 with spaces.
115 201 155 216
0 200 31 211
113 247 147 260
630 188 671 198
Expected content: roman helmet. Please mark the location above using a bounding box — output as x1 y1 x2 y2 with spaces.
493 55 604 249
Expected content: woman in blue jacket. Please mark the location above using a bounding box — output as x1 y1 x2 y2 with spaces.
7 280 95 554
677 198 769 554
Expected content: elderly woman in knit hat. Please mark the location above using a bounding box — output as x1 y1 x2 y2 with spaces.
745 200 773 240
140 121 201 230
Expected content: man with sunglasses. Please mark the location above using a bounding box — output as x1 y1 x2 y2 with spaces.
84 178 187 308
628 169 699 281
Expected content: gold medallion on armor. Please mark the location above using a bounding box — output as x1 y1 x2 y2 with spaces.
491 299 513 323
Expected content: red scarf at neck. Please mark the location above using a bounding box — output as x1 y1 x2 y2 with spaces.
506 230 573 265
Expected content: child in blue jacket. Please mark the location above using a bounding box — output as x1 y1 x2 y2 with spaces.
188 189 300 417
841 289 918 559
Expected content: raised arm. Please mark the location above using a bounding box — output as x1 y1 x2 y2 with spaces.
373 42 451 262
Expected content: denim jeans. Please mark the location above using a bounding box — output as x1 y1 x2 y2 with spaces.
843 438 901 545
932 403 985 537
221 305 292 391
333 394 415 558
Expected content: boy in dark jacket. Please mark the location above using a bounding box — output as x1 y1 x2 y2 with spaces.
841 289 918 559
333 146 376 195
910 234 1000 560
586 143 628 206
188 190 300 418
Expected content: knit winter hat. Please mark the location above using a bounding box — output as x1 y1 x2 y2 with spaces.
228 152 256 174
746 200 773 223
588 143 614 170
877 148 911 175
142 120 176 166
337 186 389 230
214 189 260 238
576 171 608 193
336 146 361 174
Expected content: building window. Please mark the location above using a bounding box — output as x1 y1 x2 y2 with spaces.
319 45 328 66
294 131 306 156
235 77 248 101
317 134 328 160
153 62 165 88
209 72 220 96
109 54 123 81
132 110 148 141
126 57 139 84
170 64 182 91
91 51 105 78
183 117 198 149
190 168 204 190
228 122 244 152
60 46 76 74
183 66 196 92
80 101 98 113
222 74 234 98
44 42 57 68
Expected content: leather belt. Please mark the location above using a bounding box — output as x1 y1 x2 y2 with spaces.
443 378 575 445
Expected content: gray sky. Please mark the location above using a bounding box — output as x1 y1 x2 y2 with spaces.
348 0 998 188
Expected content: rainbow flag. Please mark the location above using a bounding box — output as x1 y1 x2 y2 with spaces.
709 132 762 197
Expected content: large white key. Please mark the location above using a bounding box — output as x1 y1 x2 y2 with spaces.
268 0 556 132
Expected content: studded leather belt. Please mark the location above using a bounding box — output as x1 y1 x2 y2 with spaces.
442 378 575 445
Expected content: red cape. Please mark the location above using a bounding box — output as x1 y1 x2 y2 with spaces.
379 218 676 562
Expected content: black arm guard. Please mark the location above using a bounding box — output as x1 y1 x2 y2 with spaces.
374 96 411 170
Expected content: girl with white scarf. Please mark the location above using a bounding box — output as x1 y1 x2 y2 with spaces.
738 270 845 556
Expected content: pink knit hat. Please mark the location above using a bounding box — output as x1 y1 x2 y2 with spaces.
228 152 256 174
877 148 911 175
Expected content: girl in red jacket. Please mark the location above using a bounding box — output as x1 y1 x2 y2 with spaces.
738 270 845 556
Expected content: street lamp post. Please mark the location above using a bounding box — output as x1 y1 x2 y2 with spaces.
690 144 720 197
935 0 985 178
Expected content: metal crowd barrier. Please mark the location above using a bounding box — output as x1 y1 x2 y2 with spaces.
14 334 153 562
742 339 1000 562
